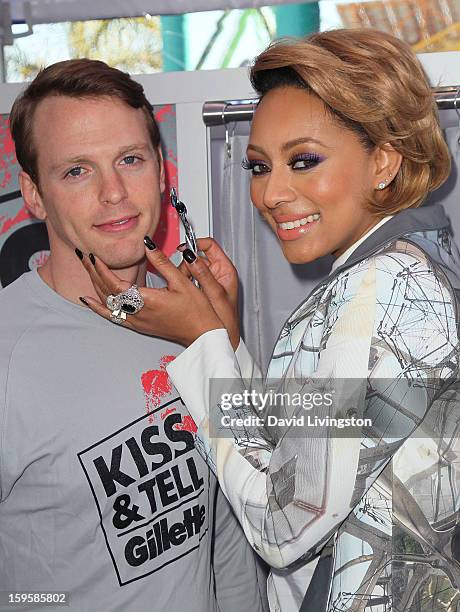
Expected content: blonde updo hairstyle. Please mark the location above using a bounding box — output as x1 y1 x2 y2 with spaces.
250 29 450 215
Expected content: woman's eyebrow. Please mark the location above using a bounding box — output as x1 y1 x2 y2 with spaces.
246 144 266 155
280 137 326 151
247 137 328 156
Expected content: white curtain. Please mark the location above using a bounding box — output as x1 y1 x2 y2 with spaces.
214 133 332 370
218 134 264 367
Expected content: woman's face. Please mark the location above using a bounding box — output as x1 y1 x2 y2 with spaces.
245 86 385 264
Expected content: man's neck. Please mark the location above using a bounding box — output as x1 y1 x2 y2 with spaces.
38 251 147 304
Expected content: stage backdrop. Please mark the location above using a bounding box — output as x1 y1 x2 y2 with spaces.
0 105 179 288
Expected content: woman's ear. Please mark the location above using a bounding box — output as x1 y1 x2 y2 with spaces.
373 143 403 191
19 171 47 220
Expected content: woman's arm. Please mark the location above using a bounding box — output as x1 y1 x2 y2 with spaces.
167 251 458 568
166 262 376 567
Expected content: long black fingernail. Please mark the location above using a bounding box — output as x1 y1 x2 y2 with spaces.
89 253 96 265
183 249 196 264
79 297 88 306
75 248 83 260
176 242 186 250
144 236 156 250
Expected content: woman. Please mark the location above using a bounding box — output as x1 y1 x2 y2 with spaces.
79 30 460 611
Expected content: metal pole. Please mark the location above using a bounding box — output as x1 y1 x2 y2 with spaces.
201 100 258 126
203 86 460 126
0 39 5 83
0 1 7 83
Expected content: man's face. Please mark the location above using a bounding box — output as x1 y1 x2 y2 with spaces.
25 95 164 270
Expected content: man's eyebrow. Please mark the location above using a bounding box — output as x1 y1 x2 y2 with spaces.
51 143 152 171
117 143 152 155
246 137 327 156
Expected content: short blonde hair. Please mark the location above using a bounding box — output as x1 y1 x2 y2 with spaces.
250 29 450 215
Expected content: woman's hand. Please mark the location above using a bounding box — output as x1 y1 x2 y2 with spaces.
178 238 240 349
77 238 240 350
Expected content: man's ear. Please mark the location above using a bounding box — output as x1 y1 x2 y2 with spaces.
19 171 47 220
157 147 166 194
373 143 402 190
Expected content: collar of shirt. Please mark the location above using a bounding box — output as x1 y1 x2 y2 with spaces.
330 215 394 274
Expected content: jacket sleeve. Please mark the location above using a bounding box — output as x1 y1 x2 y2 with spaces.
167 251 458 568
212 484 269 612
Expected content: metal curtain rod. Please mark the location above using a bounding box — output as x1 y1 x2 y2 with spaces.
202 86 460 126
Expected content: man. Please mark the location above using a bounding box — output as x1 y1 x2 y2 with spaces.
0 59 266 611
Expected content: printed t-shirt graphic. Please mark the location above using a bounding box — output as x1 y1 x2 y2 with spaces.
78 363 205 586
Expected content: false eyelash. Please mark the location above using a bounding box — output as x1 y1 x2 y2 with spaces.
287 152 322 166
241 157 253 170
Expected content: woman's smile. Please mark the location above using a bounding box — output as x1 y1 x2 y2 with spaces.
274 213 321 240
244 87 394 263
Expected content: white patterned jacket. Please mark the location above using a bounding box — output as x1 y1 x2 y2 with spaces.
167 205 460 612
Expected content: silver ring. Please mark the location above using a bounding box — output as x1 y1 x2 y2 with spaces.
110 309 127 325
106 294 120 311
106 285 144 315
